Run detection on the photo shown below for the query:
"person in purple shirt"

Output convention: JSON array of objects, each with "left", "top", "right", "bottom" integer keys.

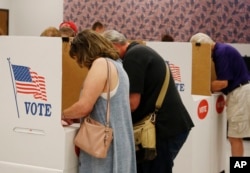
[{"left": 190, "top": 33, "right": 250, "bottom": 157}]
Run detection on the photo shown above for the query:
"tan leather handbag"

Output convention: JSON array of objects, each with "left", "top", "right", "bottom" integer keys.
[{"left": 74, "top": 59, "right": 113, "bottom": 158}]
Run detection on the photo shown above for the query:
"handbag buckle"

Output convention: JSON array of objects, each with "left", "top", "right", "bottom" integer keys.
[
  {"left": 150, "top": 113, "right": 156, "bottom": 123},
  {"left": 104, "top": 127, "right": 110, "bottom": 146}
]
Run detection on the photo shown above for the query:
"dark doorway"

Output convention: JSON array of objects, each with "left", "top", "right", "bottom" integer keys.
[{"left": 0, "top": 9, "right": 9, "bottom": 35}]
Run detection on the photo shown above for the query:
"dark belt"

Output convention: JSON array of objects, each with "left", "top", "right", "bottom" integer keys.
[
  {"left": 238, "top": 81, "right": 250, "bottom": 87},
  {"left": 227, "top": 81, "right": 250, "bottom": 94},
  {"left": 234, "top": 81, "right": 250, "bottom": 91}
]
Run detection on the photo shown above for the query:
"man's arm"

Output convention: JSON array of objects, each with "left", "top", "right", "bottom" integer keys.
[
  {"left": 129, "top": 93, "right": 141, "bottom": 112},
  {"left": 211, "top": 80, "right": 228, "bottom": 92}
]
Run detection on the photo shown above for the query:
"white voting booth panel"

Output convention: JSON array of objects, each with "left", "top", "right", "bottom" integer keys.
[
  {"left": 210, "top": 93, "right": 227, "bottom": 173},
  {"left": 0, "top": 37, "right": 79, "bottom": 173},
  {"left": 146, "top": 42, "right": 226, "bottom": 173}
]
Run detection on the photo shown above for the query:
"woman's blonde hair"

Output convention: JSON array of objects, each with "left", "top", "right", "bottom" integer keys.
[
  {"left": 40, "top": 27, "right": 61, "bottom": 37},
  {"left": 69, "top": 29, "right": 119, "bottom": 68}
]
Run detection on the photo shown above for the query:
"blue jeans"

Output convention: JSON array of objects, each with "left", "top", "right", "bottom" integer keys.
[{"left": 137, "top": 131, "right": 190, "bottom": 173}]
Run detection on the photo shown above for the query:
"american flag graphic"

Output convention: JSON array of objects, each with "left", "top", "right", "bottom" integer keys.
[
  {"left": 12, "top": 65, "right": 47, "bottom": 101},
  {"left": 169, "top": 63, "right": 181, "bottom": 82}
]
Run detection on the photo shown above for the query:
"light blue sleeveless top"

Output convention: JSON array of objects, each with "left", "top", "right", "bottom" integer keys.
[{"left": 78, "top": 58, "right": 136, "bottom": 173}]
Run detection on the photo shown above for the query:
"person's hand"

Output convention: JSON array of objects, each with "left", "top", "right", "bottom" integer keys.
[{"left": 61, "top": 119, "right": 74, "bottom": 126}]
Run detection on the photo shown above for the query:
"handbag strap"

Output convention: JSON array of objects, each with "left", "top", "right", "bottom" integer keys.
[
  {"left": 155, "top": 64, "right": 170, "bottom": 112},
  {"left": 105, "top": 58, "right": 111, "bottom": 127}
]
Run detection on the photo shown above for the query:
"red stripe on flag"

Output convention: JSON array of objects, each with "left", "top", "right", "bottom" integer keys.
[{"left": 169, "top": 63, "right": 182, "bottom": 82}]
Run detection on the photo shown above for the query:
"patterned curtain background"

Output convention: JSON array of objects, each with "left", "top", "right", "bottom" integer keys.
[{"left": 63, "top": 0, "right": 250, "bottom": 43}]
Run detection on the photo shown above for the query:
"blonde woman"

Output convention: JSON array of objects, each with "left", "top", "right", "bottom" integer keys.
[{"left": 62, "top": 29, "right": 136, "bottom": 173}]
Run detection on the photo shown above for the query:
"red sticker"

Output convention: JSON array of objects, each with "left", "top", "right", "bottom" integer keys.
[
  {"left": 216, "top": 95, "right": 225, "bottom": 114},
  {"left": 197, "top": 99, "right": 209, "bottom": 119}
]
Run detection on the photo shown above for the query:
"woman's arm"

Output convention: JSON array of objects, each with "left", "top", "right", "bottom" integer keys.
[{"left": 62, "top": 58, "right": 108, "bottom": 119}]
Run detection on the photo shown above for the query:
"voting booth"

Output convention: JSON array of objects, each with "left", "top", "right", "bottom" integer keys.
[
  {"left": 0, "top": 36, "right": 248, "bottom": 173},
  {"left": 0, "top": 36, "right": 86, "bottom": 173},
  {"left": 146, "top": 42, "right": 227, "bottom": 173}
]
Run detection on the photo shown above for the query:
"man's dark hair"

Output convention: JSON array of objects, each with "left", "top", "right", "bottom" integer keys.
[
  {"left": 161, "top": 34, "right": 174, "bottom": 42},
  {"left": 92, "top": 21, "right": 104, "bottom": 31}
]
